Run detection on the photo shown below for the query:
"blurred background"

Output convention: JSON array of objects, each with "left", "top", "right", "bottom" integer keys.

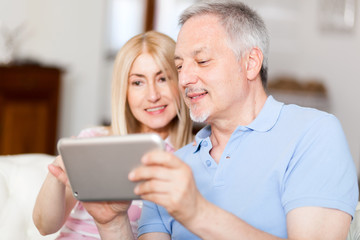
[{"left": 0, "top": 0, "right": 359, "bottom": 178}]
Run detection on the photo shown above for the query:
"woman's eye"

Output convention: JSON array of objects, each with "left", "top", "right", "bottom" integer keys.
[
  {"left": 131, "top": 80, "right": 142, "bottom": 86},
  {"left": 159, "top": 77, "right": 167, "bottom": 82},
  {"left": 177, "top": 66, "right": 182, "bottom": 72}
]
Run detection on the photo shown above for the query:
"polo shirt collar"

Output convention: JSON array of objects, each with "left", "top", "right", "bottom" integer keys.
[
  {"left": 194, "top": 125, "right": 211, "bottom": 153},
  {"left": 246, "top": 95, "right": 283, "bottom": 132},
  {"left": 193, "top": 95, "right": 283, "bottom": 152}
]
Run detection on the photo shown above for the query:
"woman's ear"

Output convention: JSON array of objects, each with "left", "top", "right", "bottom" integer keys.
[{"left": 246, "top": 47, "right": 263, "bottom": 81}]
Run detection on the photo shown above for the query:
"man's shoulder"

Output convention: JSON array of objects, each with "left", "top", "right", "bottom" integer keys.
[
  {"left": 282, "top": 103, "right": 329, "bottom": 117},
  {"left": 277, "top": 104, "right": 347, "bottom": 148},
  {"left": 280, "top": 104, "right": 337, "bottom": 127}
]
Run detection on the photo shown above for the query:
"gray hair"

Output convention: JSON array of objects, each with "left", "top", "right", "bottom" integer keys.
[{"left": 179, "top": 0, "right": 270, "bottom": 87}]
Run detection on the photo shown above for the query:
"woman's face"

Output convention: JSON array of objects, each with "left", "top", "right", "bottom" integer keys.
[{"left": 127, "top": 52, "right": 178, "bottom": 137}]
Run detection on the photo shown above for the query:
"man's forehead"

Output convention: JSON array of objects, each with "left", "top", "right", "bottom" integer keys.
[{"left": 175, "top": 15, "right": 224, "bottom": 59}]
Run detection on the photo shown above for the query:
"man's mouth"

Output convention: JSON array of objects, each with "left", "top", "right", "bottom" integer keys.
[
  {"left": 185, "top": 88, "right": 208, "bottom": 100},
  {"left": 145, "top": 105, "right": 166, "bottom": 112},
  {"left": 189, "top": 92, "right": 207, "bottom": 99}
]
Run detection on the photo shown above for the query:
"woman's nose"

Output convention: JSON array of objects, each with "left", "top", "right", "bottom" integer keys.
[{"left": 147, "top": 84, "right": 161, "bottom": 102}]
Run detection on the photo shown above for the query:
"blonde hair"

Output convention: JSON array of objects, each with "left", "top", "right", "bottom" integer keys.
[{"left": 111, "top": 31, "right": 193, "bottom": 149}]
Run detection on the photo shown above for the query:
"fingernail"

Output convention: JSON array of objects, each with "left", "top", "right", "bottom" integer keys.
[
  {"left": 134, "top": 186, "right": 139, "bottom": 194},
  {"left": 141, "top": 156, "right": 148, "bottom": 164},
  {"left": 128, "top": 171, "right": 135, "bottom": 180}
]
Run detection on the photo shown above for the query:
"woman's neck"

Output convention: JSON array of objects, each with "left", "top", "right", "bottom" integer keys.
[{"left": 139, "top": 125, "right": 171, "bottom": 140}]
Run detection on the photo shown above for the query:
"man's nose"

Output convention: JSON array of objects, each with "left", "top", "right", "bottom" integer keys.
[{"left": 179, "top": 62, "right": 198, "bottom": 87}]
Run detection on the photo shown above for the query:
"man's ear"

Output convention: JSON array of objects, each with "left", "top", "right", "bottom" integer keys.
[{"left": 245, "top": 47, "right": 263, "bottom": 81}]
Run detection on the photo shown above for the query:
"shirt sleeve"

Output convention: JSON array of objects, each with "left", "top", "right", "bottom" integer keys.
[
  {"left": 281, "top": 114, "right": 359, "bottom": 217},
  {"left": 138, "top": 200, "right": 170, "bottom": 237}
]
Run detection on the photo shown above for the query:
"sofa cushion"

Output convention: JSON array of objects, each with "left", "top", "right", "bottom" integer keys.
[
  {"left": 347, "top": 202, "right": 360, "bottom": 240},
  {"left": 0, "top": 154, "right": 60, "bottom": 240}
]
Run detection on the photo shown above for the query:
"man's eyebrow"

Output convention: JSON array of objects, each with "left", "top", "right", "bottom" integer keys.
[
  {"left": 193, "top": 47, "right": 208, "bottom": 56},
  {"left": 174, "top": 47, "right": 209, "bottom": 61}
]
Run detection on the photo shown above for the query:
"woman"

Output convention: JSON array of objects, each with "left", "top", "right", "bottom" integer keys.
[{"left": 32, "top": 31, "right": 193, "bottom": 239}]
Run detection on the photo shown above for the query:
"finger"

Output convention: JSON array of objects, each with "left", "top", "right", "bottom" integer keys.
[
  {"left": 141, "top": 150, "right": 183, "bottom": 168},
  {"left": 134, "top": 179, "right": 170, "bottom": 196},
  {"left": 129, "top": 165, "right": 172, "bottom": 182},
  {"left": 53, "top": 155, "right": 65, "bottom": 169},
  {"left": 140, "top": 192, "right": 169, "bottom": 207},
  {"left": 48, "top": 164, "right": 70, "bottom": 186}
]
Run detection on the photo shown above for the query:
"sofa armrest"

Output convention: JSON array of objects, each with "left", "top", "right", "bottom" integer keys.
[{"left": 0, "top": 154, "right": 60, "bottom": 240}]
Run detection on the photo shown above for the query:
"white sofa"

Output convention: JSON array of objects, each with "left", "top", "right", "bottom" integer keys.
[
  {"left": 0, "top": 154, "right": 59, "bottom": 240},
  {"left": 0, "top": 153, "right": 359, "bottom": 240},
  {"left": 348, "top": 202, "right": 360, "bottom": 240}
]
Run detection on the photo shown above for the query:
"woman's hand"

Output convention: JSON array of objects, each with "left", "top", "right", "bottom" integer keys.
[
  {"left": 82, "top": 201, "right": 135, "bottom": 240},
  {"left": 82, "top": 201, "right": 132, "bottom": 225},
  {"left": 47, "top": 155, "right": 71, "bottom": 187}
]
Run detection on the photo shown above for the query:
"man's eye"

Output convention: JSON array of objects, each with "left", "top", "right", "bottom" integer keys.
[{"left": 198, "top": 60, "right": 209, "bottom": 65}]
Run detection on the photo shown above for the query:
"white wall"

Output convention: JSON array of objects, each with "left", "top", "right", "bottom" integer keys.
[
  {"left": 1, "top": 0, "right": 359, "bottom": 175},
  {"left": 0, "top": 0, "right": 107, "bottom": 139}
]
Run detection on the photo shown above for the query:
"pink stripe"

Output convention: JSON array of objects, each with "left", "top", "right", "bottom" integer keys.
[
  {"left": 165, "top": 143, "right": 175, "bottom": 153},
  {"left": 128, "top": 204, "right": 142, "bottom": 221},
  {"left": 65, "top": 218, "right": 99, "bottom": 234}
]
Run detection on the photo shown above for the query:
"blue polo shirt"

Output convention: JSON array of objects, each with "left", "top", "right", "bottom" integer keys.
[{"left": 138, "top": 96, "right": 359, "bottom": 239}]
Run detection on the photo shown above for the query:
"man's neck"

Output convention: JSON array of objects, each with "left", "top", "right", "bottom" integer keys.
[{"left": 208, "top": 91, "right": 268, "bottom": 163}]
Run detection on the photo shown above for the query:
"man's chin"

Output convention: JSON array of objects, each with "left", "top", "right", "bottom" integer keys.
[{"left": 190, "top": 110, "right": 210, "bottom": 123}]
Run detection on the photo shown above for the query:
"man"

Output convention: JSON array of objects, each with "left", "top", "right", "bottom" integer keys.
[{"left": 88, "top": 1, "right": 359, "bottom": 239}]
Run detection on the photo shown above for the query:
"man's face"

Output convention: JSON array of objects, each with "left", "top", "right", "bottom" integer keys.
[{"left": 175, "top": 14, "right": 249, "bottom": 124}]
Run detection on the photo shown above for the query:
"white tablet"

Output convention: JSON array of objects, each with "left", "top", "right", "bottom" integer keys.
[{"left": 57, "top": 133, "right": 164, "bottom": 201}]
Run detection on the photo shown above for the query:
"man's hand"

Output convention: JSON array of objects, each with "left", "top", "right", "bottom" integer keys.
[{"left": 128, "top": 150, "right": 203, "bottom": 225}]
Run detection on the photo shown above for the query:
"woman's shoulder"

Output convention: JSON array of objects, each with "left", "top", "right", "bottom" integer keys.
[{"left": 77, "top": 126, "right": 111, "bottom": 138}]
